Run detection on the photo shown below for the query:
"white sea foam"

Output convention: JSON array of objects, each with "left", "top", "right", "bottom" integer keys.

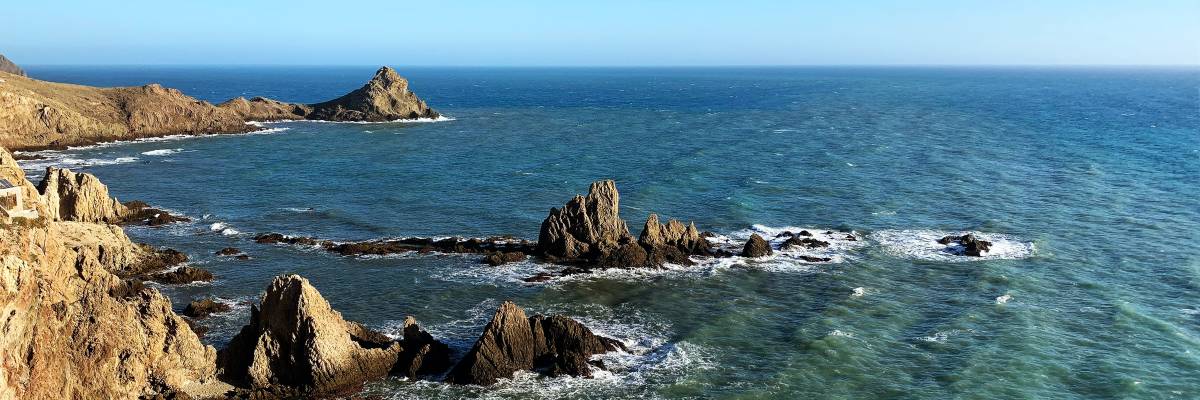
[
  {"left": 15, "top": 126, "right": 292, "bottom": 173},
  {"left": 995, "top": 294, "right": 1013, "bottom": 304},
  {"left": 870, "top": 229, "right": 1035, "bottom": 262},
  {"left": 712, "top": 224, "right": 869, "bottom": 267},
  {"left": 208, "top": 222, "right": 240, "bottom": 236},
  {"left": 852, "top": 287, "right": 866, "bottom": 297},
  {"left": 17, "top": 155, "right": 142, "bottom": 172},
  {"left": 280, "top": 207, "right": 316, "bottom": 213},
  {"left": 275, "top": 115, "right": 456, "bottom": 125},
  {"left": 141, "top": 148, "right": 182, "bottom": 156}
]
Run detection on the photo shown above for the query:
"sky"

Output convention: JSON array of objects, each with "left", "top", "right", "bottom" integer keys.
[{"left": 2, "top": 0, "right": 1197, "bottom": 66}]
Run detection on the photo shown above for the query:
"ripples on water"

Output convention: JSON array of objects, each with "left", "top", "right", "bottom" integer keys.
[{"left": 17, "top": 66, "right": 1200, "bottom": 399}]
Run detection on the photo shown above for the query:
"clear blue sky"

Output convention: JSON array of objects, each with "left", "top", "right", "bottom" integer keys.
[{"left": 2, "top": 0, "right": 1197, "bottom": 66}]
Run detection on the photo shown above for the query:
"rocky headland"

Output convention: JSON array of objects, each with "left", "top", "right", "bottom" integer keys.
[{"left": 0, "top": 53, "right": 439, "bottom": 151}]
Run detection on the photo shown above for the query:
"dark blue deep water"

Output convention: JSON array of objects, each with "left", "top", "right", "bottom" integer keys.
[{"left": 18, "top": 66, "right": 1200, "bottom": 399}]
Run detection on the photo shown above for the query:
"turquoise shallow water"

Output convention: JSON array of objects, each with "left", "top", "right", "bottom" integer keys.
[{"left": 18, "top": 66, "right": 1200, "bottom": 399}]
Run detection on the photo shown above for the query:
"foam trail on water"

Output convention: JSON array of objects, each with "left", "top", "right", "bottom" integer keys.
[
  {"left": 870, "top": 229, "right": 1035, "bottom": 262},
  {"left": 141, "top": 148, "right": 182, "bottom": 156}
]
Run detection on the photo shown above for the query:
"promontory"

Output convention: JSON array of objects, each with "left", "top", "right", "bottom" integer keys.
[{"left": 0, "top": 55, "right": 439, "bottom": 151}]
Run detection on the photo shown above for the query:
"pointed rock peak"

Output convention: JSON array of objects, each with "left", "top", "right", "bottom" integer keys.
[
  {"left": 370, "top": 66, "right": 408, "bottom": 90},
  {"left": 218, "top": 274, "right": 403, "bottom": 393},
  {"left": 537, "top": 179, "right": 632, "bottom": 260}
]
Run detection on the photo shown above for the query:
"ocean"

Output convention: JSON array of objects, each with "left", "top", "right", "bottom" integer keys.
[{"left": 17, "top": 65, "right": 1200, "bottom": 399}]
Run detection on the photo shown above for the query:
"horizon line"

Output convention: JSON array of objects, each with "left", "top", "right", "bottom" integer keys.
[{"left": 18, "top": 63, "right": 1200, "bottom": 69}]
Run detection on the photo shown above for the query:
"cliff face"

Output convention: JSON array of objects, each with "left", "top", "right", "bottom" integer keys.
[
  {"left": 0, "top": 147, "right": 218, "bottom": 399},
  {"left": 0, "top": 54, "right": 24, "bottom": 77}
]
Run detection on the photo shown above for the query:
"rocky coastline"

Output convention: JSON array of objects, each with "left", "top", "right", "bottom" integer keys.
[
  {"left": 0, "top": 54, "right": 1005, "bottom": 398},
  {"left": 0, "top": 53, "right": 440, "bottom": 152}
]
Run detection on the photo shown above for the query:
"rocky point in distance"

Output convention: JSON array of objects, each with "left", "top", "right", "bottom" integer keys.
[{"left": 0, "top": 53, "right": 439, "bottom": 151}]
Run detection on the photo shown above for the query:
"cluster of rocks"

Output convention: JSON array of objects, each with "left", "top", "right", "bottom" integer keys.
[
  {"left": 214, "top": 275, "right": 621, "bottom": 396},
  {"left": 253, "top": 232, "right": 535, "bottom": 261},
  {"left": 250, "top": 180, "right": 865, "bottom": 283},
  {"left": 218, "top": 67, "right": 440, "bottom": 123},
  {"left": 937, "top": 233, "right": 992, "bottom": 256},
  {"left": 536, "top": 180, "right": 723, "bottom": 272}
]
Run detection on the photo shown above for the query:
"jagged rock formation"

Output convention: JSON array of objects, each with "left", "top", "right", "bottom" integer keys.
[
  {"left": 393, "top": 316, "right": 452, "bottom": 379},
  {"left": 0, "top": 147, "right": 220, "bottom": 399},
  {"left": 305, "top": 67, "right": 439, "bottom": 122},
  {"left": 218, "top": 274, "right": 449, "bottom": 395},
  {"left": 537, "top": 180, "right": 633, "bottom": 261},
  {"left": 1, "top": 66, "right": 439, "bottom": 151},
  {"left": 638, "top": 213, "right": 713, "bottom": 265},
  {"left": 217, "top": 96, "right": 311, "bottom": 121},
  {"left": 446, "top": 301, "right": 625, "bottom": 385},
  {"left": 741, "top": 233, "right": 773, "bottom": 257},
  {"left": 0, "top": 54, "right": 25, "bottom": 77},
  {"left": 37, "top": 167, "right": 129, "bottom": 223},
  {"left": 536, "top": 180, "right": 722, "bottom": 271}
]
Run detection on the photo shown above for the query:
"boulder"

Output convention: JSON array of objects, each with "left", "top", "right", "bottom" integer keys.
[
  {"left": 216, "top": 247, "right": 242, "bottom": 256},
  {"left": 183, "top": 298, "right": 231, "bottom": 319},
  {"left": 121, "top": 201, "right": 190, "bottom": 226},
  {"left": 741, "top": 234, "right": 773, "bottom": 257},
  {"left": 483, "top": 251, "right": 526, "bottom": 266},
  {"left": 446, "top": 301, "right": 624, "bottom": 385},
  {"left": 781, "top": 236, "right": 830, "bottom": 249},
  {"left": 595, "top": 242, "right": 651, "bottom": 269},
  {"left": 217, "top": 275, "right": 403, "bottom": 395},
  {"left": 149, "top": 266, "right": 214, "bottom": 284},
  {"left": 935, "top": 234, "right": 993, "bottom": 256},
  {"left": 537, "top": 180, "right": 632, "bottom": 260},
  {"left": 960, "top": 234, "right": 992, "bottom": 257}
]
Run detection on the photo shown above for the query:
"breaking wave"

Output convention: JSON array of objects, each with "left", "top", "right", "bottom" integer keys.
[{"left": 870, "top": 229, "right": 1035, "bottom": 262}]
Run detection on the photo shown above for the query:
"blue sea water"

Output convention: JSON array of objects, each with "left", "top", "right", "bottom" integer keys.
[{"left": 17, "top": 66, "right": 1200, "bottom": 399}]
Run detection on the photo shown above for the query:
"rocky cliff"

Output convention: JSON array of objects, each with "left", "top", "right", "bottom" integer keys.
[
  {"left": 1, "top": 65, "right": 439, "bottom": 151},
  {"left": 0, "top": 147, "right": 219, "bottom": 399},
  {"left": 37, "top": 167, "right": 130, "bottom": 223},
  {"left": 0, "top": 54, "right": 24, "bottom": 77},
  {"left": 0, "top": 72, "right": 251, "bottom": 151}
]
